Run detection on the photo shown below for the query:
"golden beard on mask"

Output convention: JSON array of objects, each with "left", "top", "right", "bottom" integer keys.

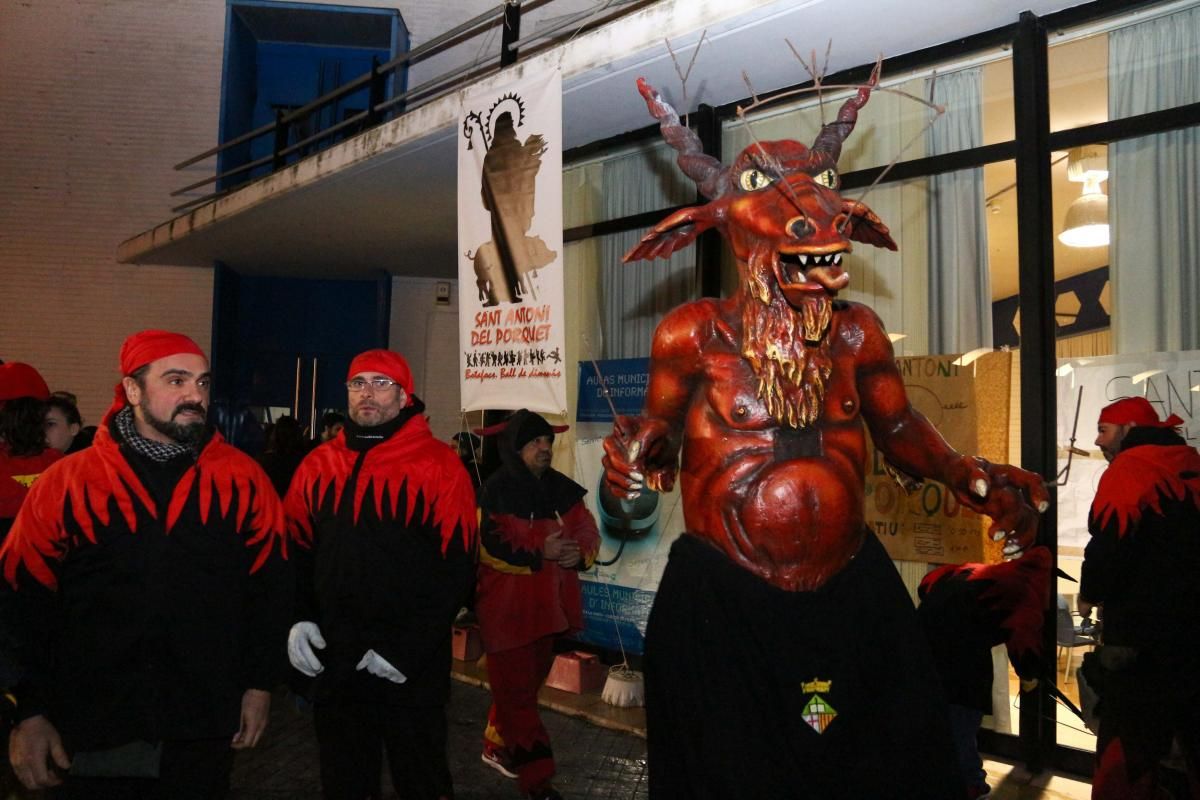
[{"left": 740, "top": 275, "right": 833, "bottom": 429}]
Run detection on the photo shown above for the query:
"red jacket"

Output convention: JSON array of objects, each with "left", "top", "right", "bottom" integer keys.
[
  {"left": 475, "top": 458, "right": 600, "bottom": 654},
  {"left": 0, "top": 446, "right": 61, "bottom": 525}
]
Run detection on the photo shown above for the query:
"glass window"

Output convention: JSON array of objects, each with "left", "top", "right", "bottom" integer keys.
[{"left": 563, "top": 139, "right": 695, "bottom": 228}]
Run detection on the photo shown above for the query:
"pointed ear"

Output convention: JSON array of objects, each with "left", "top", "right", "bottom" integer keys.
[
  {"left": 623, "top": 206, "right": 720, "bottom": 262},
  {"left": 841, "top": 198, "right": 898, "bottom": 251}
]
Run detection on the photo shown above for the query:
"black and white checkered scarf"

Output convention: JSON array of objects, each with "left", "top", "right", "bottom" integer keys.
[{"left": 114, "top": 405, "right": 195, "bottom": 463}]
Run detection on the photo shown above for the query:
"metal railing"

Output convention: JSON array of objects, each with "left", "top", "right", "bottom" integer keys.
[{"left": 170, "top": 0, "right": 647, "bottom": 214}]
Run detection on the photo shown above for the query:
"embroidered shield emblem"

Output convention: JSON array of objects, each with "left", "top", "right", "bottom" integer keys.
[{"left": 802, "top": 693, "right": 837, "bottom": 734}]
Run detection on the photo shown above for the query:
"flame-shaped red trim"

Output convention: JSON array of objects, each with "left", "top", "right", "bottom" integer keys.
[
  {"left": 919, "top": 546, "right": 1052, "bottom": 674},
  {"left": 285, "top": 416, "right": 476, "bottom": 555},
  {"left": 1, "top": 425, "right": 287, "bottom": 591},
  {"left": 1091, "top": 445, "right": 1200, "bottom": 538}
]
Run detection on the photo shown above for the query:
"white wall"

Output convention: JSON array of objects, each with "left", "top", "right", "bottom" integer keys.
[{"left": 389, "top": 275, "right": 464, "bottom": 443}]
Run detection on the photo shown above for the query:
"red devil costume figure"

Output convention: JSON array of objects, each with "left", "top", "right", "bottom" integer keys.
[
  {"left": 0, "top": 330, "right": 291, "bottom": 796},
  {"left": 284, "top": 349, "right": 477, "bottom": 800},
  {"left": 1081, "top": 397, "right": 1200, "bottom": 799},
  {"left": 601, "top": 76, "right": 1049, "bottom": 798},
  {"left": 474, "top": 409, "right": 599, "bottom": 800}
]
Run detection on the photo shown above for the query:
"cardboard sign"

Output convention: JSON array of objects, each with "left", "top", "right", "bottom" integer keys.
[{"left": 865, "top": 352, "right": 1013, "bottom": 564}]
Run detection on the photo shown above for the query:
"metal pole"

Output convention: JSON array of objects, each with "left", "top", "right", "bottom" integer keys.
[
  {"left": 1012, "top": 9, "right": 1056, "bottom": 774},
  {"left": 310, "top": 357, "right": 319, "bottom": 441},
  {"left": 293, "top": 356, "right": 302, "bottom": 418}
]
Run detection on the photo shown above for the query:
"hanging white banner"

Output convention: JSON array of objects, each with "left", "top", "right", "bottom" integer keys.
[{"left": 458, "top": 68, "right": 565, "bottom": 415}]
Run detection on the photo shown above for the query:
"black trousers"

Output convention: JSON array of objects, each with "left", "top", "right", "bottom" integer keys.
[
  {"left": 314, "top": 699, "right": 453, "bottom": 800},
  {"left": 52, "top": 738, "right": 233, "bottom": 800}
]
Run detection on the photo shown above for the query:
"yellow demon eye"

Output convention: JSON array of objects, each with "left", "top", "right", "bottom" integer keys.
[
  {"left": 738, "top": 168, "right": 774, "bottom": 192},
  {"left": 814, "top": 168, "right": 839, "bottom": 189}
]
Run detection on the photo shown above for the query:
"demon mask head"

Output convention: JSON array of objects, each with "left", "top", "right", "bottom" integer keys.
[{"left": 624, "top": 76, "right": 898, "bottom": 427}]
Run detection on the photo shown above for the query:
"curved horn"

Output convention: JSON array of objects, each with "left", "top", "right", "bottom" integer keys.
[
  {"left": 637, "top": 78, "right": 726, "bottom": 199},
  {"left": 811, "top": 63, "right": 881, "bottom": 165}
]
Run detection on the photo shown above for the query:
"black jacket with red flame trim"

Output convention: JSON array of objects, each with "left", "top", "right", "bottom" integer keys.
[
  {"left": 0, "top": 419, "right": 291, "bottom": 751},
  {"left": 1082, "top": 426, "right": 1200, "bottom": 660},
  {"left": 917, "top": 546, "right": 1051, "bottom": 713},
  {"left": 283, "top": 401, "right": 477, "bottom": 706}
]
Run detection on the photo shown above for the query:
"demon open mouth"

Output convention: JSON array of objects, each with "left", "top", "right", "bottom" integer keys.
[{"left": 774, "top": 249, "right": 850, "bottom": 302}]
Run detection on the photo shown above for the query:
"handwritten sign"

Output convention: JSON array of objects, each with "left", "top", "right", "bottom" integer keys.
[{"left": 866, "top": 351, "right": 1013, "bottom": 564}]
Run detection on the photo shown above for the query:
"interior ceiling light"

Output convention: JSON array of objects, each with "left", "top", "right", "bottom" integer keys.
[{"left": 1059, "top": 145, "right": 1109, "bottom": 248}]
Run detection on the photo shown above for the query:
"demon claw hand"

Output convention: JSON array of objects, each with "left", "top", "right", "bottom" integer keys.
[
  {"left": 602, "top": 415, "right": 677, "bottom": 499},
  {"left": 951, "top": 458, "right": 1049, "bottom": 557}
]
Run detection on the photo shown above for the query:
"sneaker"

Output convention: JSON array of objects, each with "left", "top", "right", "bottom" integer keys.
[{"left": 481, "top": 747, "right": 518, "bottom": 779}]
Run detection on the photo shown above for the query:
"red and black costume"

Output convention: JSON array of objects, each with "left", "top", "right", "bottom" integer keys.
[
  {"left": 0, "top": 414, "right": 291, "bottom": 762},
  {"left": 475, "top": 409, "right": 599, "bottom": 797},
  {"left": 1082, "top": 421, "right": 1200, "bottom": 799},
  {"left": 0, "top": 361, "right": 57, "bottom": 541},
  {"left": 918, "top": 547, "right": 1052, "bottom": 796},
  {"left": 284, "top": 396, "right": 476, "bottom": 800},
  {"left": 0, "top": 446, "right": 61, "bottom": 541}
]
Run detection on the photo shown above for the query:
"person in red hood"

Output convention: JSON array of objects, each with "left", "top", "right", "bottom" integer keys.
[
  {"left": 0, "top": 363, "right": 50, "bottom": 407},
  {"left": 0, "top": 330, "right": 290, "bottom": 797},
  {"left": 0, "top": 396, "right": 61, "bottom": 542},
  {"left": 1080, "top": 396, "right": 1200, "bottom": 799}
]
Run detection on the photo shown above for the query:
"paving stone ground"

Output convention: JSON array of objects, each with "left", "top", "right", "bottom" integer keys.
[{"left": 229, "top": 684, "right": 649, "bottom": 800}]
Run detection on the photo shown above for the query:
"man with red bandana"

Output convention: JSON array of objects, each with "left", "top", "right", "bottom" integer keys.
[
  {"left": 0, "top": 330, "right": 291, "bottom": 797},
  {"left": 1080, "top": 396, "right": 1200, "bottom": 799},
  {"left": 284, "top": 349, "right": 476, "bottom": 800}
]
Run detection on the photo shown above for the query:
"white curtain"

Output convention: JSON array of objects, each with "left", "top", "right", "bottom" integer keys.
[
  {"left": 563, "top": 141, "right": 697, "bottom": 360},
  {"left": 1109, "top": 6, "right": 1200, "bottom": 354},
  {"left": 926, "top": 68, "right": 991, "bottom": 354},
  {"left": 598, "top": 231, "right": 695, "bottom": 359}
]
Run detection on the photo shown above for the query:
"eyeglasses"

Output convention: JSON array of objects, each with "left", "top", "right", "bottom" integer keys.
[{"left": 346, "top": 378, "right": 401, "bottom": 393}]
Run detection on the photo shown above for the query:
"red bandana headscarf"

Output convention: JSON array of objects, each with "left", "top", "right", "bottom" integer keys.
[
  {"left": 1098, "top": 396, "right": 1183, "bottom": 429},
  {"left": 103, "top": 330, "right": 207, "bottom": 424},
  {"left": 347, "top": 349, "right": 414, "bottom": 399},
  {"left": 0, "top": 363, "right": 50, "bottom": 404}
]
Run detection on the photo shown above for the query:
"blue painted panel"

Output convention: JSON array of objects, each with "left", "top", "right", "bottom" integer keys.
[
  {"left": 217, "top": 11, "right": 258, "bottom": 189},
  {"left": 577, "top": 580, "right": 653, "bottom": 655},
  {"left": 219, "top": 2, "right": 406, "bottom": 188},
  {"left": 229, "top": 276, "right": 385, "bottom": 412},
  {"left": 577, "top": 357, "right": 651, "bottom": 422}
]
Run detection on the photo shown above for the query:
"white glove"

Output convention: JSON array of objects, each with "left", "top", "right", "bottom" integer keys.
[
  {"left": 288, "top": 621, "right": 326, "bottom": 677},
  {"left": 355, "top": 649, "right": 407, "bottom": 684}
]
